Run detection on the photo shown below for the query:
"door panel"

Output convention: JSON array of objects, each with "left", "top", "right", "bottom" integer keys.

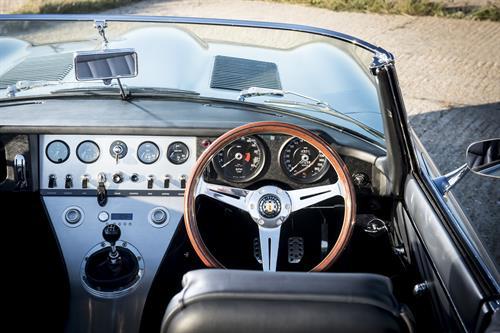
[{"left": 403, "top": 177, "right": 487, "bottom": 332}]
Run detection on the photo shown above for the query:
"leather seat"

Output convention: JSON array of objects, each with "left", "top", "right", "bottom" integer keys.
[{"left": 162, "top": 269, "right": 414, "bottom": 333}]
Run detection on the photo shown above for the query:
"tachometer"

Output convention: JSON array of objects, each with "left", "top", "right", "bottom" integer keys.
[
  {"left": 77, "top": 140, "right": 100, "bottom": 163},
  {"left": 137, "top": 141, "right": 160, "bottom": 164},
  {"left": 46, "top": 140, "right": 70, "bottom": 164},
  {"left": 280, "top": 137, "right": 329, "bottom": 183},
  {"left": 214, "top": 136, "right": 265, "bottom": 182}
]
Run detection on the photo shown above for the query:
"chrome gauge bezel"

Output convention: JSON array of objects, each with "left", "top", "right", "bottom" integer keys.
[
  {"left": 167, "top": 141, "right": 190, "bottom": 165},
  {"left": 76, "top": 140, "right": 101, "bottom": 164},
  {"left": 279, "top": 136, "right": 330, "bottom": 184},
  {"left": 46, "top": 140, "right": 70, "bottom": 164},
  {"left": 213, "top": 135, "right": 267, "bottom": 183},
  {"left": 137, "top": 141, "right": 160, "bottom": 164}
]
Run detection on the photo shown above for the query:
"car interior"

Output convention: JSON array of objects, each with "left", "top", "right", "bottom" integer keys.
[{"left": 0, "top": 16, "right": 498, "bottom": 333}]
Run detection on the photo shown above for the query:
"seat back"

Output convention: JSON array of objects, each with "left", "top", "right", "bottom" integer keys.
[{"left": 162, "top": 269, "right": 413, "bottom": 333}]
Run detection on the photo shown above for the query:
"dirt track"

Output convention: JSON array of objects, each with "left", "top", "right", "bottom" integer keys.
[{"left": 107, "top": 0, "right": 500, "bottom": 265}]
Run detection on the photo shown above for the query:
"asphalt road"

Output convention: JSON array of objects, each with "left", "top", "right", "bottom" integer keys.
[{"left": 106, "top": 0, "right": 500, "bottom": 265}]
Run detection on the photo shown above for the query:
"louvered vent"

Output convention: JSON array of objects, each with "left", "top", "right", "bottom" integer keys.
[
  {"left": 210, "top": 55, "right": 281, "bottom": 91},
  {"left": 0, "top": 53, "right": 73, "bottom": 88}
]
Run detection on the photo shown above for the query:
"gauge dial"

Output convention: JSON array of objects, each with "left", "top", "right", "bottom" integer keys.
[
  {"left": 77, "top": 140, "right": 100, "bottom": 163},
  {"left": 137, "top": 141, "right": 160, "bottom": 164},
  {"left": 280, "top": 137, "right": 329, "bottom": 183},
  {"left": 46, "top": 140, "right": 70, "bottom": 164},
  {"left": 110, "top": 140, "right": 128, "bottom": 160},
  {"left": 214, "top": 136, "right": 265, "bottom": 182},
  {"left": 167, "top": 142, "right": 190, "bottom": 165}
]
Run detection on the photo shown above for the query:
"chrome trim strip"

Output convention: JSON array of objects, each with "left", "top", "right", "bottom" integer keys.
[{"left": 413, "top": 134, "right": 499, "bottom": 293}]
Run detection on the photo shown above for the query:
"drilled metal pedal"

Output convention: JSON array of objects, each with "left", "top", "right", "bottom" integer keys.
[
  {"left": 253, "top": 237, "right": 262, "bottom": 264},
  {"left": 288, "top": 237, "right": 304, "bottom": 263}
]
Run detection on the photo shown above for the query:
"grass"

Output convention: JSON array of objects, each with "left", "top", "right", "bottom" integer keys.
[
  {"left": 15, "top": 0, "right": 142, "bottom": 14},
  {"left": 269, "top": 0, "right": 500, "bottom": 21}
]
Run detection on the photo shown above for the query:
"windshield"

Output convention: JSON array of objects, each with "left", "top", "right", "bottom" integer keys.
[{"left": 0, "top": 18, "right": 385, "bottom": 145}]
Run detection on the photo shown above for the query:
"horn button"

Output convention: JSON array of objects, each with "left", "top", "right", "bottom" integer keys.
[{"left": 248, "top": 186, "right": 292, "bottom": 228}]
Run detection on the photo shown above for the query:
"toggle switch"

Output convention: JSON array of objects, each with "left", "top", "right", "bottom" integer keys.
[
  {"left": 164, "top": 175, "right": 170, "bottom": 188},
  {"left": 48, "top": 174, "right": 57, "bottom": 188},
  {"left": 65, "top": 174, "right": 73, "bottom": 189},
  {"left": 82, "top": 175, "right": 89, "bottom": 189},
  {"left": 180, "top": 175, "right": 187, "bottom": 189},
  {"left": 147, "top": 175, "right": 154, "bottom": 189}
]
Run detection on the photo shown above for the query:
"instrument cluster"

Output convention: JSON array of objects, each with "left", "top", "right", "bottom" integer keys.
[
  {"left": 46, "top": 139, "right": 191, "bottom": 166},
  {"left": 211, "top": 135, "right": 332, "bottom": 185},
  {"left": 40, "top": 135, "right": 197, "bottom": 194}
]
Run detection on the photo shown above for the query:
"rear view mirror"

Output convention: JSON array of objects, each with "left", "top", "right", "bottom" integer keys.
[
  {"left": 466, "top": 139, "right": 500, "bottom": 178},
  {"left": 74, "top": 49, "right": 137, "bottom": 81}
]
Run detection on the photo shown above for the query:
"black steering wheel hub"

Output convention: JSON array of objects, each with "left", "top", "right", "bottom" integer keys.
[{"left": 258, "top": 194, "right": 282, "bottom": 218}]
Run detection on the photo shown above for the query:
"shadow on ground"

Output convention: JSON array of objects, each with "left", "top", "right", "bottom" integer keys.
[{"left": 409, "top": 102, "right": 500, "bottom": 268}]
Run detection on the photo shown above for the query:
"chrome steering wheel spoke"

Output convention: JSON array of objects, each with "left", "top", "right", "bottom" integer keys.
[
  {"left": 196, "top": 177, "right": 252, "bottom": 212},
  {"left": 288, "top": 182, "right": 343, "bottom": 212},
  {"left": 258, "top": 225, "right": 281, "bottom": 272}
]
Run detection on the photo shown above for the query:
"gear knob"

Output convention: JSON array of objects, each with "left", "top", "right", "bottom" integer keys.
[{"left": 102, "top": 224, "right": 121, "bottom": 245}]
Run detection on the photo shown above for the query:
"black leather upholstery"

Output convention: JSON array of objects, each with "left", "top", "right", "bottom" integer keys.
[{"left": 162, "top": 269, "right": 412, "bottom": 333}]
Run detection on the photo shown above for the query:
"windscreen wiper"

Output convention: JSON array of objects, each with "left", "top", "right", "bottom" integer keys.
[
  {"left": 239, "top": 87, "right": 383, "bottom": 139},
  {"left": 51, "top": 86, "right": 200, "bottom": 98}
]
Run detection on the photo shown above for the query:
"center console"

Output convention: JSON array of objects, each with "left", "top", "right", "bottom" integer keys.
[{"left": 39, "top": 135, "right": 197, "bottom": 333}]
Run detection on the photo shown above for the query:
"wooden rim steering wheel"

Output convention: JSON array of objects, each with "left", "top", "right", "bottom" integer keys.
[{"left": 184, "top": 121, "right": 356, "bottom": 271}]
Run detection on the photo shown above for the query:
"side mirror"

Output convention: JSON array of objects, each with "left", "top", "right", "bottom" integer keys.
[
  {"left": 74, "top": 48, "right": 137, "bottom": 82},
  {"left": 466, "top": 139, "right": 500, "bottom": 178}
]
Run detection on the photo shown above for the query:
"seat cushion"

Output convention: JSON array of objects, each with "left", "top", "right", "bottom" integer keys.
[{"left": 162, "top": 269, "right": 412, "bottom": 333}]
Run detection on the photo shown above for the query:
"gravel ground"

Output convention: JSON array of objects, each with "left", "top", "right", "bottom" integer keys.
[{"left": 105, "top": 0, "right": 500, "bottom": 265}]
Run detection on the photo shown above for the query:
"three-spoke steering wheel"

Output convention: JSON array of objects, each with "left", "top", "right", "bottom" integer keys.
[{"left": 184, "top": 122, "right": 356, "bottom": 272}]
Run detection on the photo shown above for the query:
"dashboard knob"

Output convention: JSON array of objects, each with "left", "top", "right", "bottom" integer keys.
[
  {"left": 130, "top": 173, "right": 139, "bottom": 182},
  {"left": 150, "top": 208, "right": 169, "bottom": 226},
  {"left": 65, "top": 207, "right": 82, "bottom": 225},
  {"left": 98, "top": 211, "right": 109, "bottom": 222},
  {"left": 112, "top": 173, "right": 123, "bottom": 184}
]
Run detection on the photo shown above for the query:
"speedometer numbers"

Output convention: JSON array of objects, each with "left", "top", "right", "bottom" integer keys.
[
  {"left": 214, "top": 136, "right": 266, "bottom": 182},
  {"left": 280, "top": 137, "right": 329, "bottom": 183}
]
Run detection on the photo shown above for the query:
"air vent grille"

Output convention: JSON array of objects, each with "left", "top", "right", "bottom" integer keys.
[
  {"left": 210, "top": 55, "right": 281, "bottom": 91},
  {"left": 0, "top": 53, "right": 73, "bottom": 88}
]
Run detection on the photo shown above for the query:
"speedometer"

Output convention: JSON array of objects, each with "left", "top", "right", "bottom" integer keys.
[
  {"left": 280, "top": 137, "right": 329, "bottom": 183},
  {"left": 214, "top": 136, "right": 265, "bottom": 182},
  {"left": 137, "top": 141, "right": 160, "bottom": 164},
  {"left": 77, "top": 140, "right": 100, "bottom": 163}
]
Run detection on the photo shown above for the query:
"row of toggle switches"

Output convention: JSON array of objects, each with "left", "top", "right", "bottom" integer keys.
[{"left": 47, "top": 173, "right": 187, "bottom": 189}]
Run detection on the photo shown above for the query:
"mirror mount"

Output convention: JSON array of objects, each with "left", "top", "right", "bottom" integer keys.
[
  {"left": 433, "top": 164, "right": 469, "bottom": 196},
  {"left": 94, "top": 19, "right": 109, "bottom": 49}
]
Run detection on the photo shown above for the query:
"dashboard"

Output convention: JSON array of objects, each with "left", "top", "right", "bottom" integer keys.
[{"left": 0, "top": 96, "right": 385, "bottom": 333}]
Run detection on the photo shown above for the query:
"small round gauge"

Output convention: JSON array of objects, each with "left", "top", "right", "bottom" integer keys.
[
  {"left": 46, "top": 140, "right": 70, "bottom": 164},
  {"left": 77, "top": 140, "right": 100, "bottom": 163},
  {"left": 280, "top": 137, "right": 330, "bottom": 183},
  {"left": 167, "top": 142, "right": 190, "bottom": 165},
  {"left": 214, "top": 136, "right": 265, "bottom": 183},
  {"left": 109, "top": 140, "right": 128, "bottom": 160},
  {"left": 137, "top": 141, "right": 160, "bottom": 164}
]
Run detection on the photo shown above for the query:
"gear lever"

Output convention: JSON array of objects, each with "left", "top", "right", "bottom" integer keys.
[{"left": 102, "top": 224, "right": 121, "bottom": 264}]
